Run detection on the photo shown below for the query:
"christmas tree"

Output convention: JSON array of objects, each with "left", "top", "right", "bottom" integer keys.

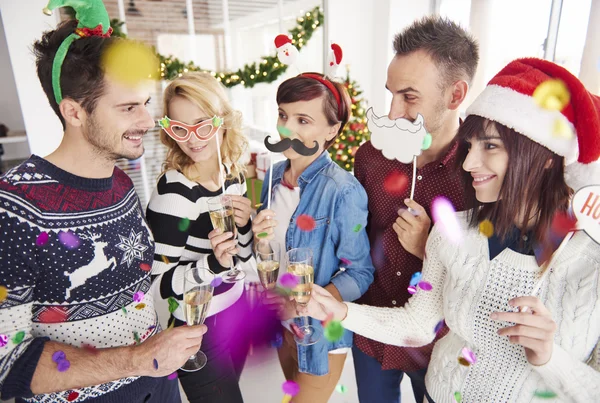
[{"left": 330, "top": 68, "right": 370, "bottom": 172}]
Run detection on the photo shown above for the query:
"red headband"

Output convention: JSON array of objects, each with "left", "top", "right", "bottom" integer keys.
[{"left": 300, "top": 73, "right": 343, "bottom": 121}]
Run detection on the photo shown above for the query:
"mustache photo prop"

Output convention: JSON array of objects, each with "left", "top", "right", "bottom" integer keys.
[{"left": 264, "top": 135, "right": 320, "bottom": 156}]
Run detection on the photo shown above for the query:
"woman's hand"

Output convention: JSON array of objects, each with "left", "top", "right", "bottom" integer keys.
[
  {"left": 296, "top": 284, "right": 348, "bottom": 322},
  {"left": 263, "top": 291, "right": 298, "bottom": 320},
  {"left": 208, "top": 228, "right": 238, "bottom": 268},
  {"left": 252, "top": 209, "right": 277, "bottom": 243},
  {"left": 492, "top": 296, "right": 557, "bottom": 366},
  {"left": 229, "top": 195, "right": 252, "bottom": 227}
]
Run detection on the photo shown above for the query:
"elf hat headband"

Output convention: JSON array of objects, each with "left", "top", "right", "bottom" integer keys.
[{"left": 43, "top": 0, "right": 113, "bottom": 104}]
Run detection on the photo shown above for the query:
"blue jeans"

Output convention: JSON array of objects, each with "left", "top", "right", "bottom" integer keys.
[{"left": 352, "top": 346, "right": 434, "bottom": 403}]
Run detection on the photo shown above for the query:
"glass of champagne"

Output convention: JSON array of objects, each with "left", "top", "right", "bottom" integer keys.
[
  {"left": 207, "top": 194, "right": 245, "bottom": 282},
  {"left": 255, "top": 239, "right": 281, "bottom": 291},
  {"left": 287, "top": 247, "right": 320, "bottom": 346},
  {"left": 180, "top": 267, "right": 215, "bottom": 372}
]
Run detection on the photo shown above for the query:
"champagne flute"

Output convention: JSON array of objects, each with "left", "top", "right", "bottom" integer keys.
[
  {"left": 207, "top": 194, "right": 246, "bottom": 282},
  {"left": 287, "top": 247, "right": 320, "bottom": 346},
  {"left": 255, "top": 239, "right": 281, "bottom": 291},
  {"left": 180, "top": 267, "right": 215, "bottom": 372}
]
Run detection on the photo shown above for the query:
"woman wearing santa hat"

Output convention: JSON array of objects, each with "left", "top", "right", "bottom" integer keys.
[{"left": 300, "top": 58, "right": 600, "bottom": 402}]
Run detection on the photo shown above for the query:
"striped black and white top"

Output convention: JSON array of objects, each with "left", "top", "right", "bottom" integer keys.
[{"left": 146, "top": 168, "right": 253, "bottom": 322}]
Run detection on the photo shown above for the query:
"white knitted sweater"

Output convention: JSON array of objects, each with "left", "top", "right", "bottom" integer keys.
[{"left": 342, "top": 212, "right": 600, "bottom": 402}]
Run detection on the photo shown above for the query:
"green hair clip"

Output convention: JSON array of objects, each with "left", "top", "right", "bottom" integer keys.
[{"left": 43, "top": 0, "right": 113, "bottom": 104}]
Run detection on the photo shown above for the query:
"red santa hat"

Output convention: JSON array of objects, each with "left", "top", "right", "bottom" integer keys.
[
  {"left": 466, "top": 57, "right": 600, "bottom": 192},
  {"left": 274, "top": 35, "right": 292, "bottom": 50}
]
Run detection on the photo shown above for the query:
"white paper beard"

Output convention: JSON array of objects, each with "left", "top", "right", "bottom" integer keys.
[
  {"left": 366, "top": 107, "right": 428, "bottom": 164},
  {"left": 277, "top": 45, "right": 299, "bottom": 65}
]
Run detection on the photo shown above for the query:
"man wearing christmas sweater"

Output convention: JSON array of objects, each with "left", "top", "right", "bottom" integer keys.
[
  {"left": 0, "top": 2, "right": 206, "bottom": 402},
  {"left": 353, "top": 17, "right": 479, "bottom": 402}
]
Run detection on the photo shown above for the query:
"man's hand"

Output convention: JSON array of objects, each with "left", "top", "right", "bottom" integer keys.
[{"left": 392, "top": 199, "right": 431, "bottom": 260}]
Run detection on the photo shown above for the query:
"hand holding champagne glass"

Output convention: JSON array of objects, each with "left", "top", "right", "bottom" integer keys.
[
  {"left": 207, "top": 195, "right": 245, "bottom": 282},
  {"left": 180, "top": 267, "right": 215, "bottom": 372},
  {"left": 255, "top": 239, "right": 281, "bottom": 291},
  {"left": 287, "top": 247, "right": 320, "bottom": 346}
]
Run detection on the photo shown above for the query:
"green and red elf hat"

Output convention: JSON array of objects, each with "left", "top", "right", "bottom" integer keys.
[{"left": 42, "top": 0, "right": 113, "bottom": 104}]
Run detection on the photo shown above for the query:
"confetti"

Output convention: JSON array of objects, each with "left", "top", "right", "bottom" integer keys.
[
  {"left": 161, "top": 255, "right": 170, "bottom": 264},
  {"left": 280, "top": 273, "right": 299, "bottom": 289},
  {"left": 434, "top": 319, "right": 445, "bottom": 333},
  {"left": 58, "top": 231, "right": 81, "bottom": 250},
  {"left": 383, "top": 171, "right": 409, "bottom": 196},
  {"left": 36, "top": 232, "right": 49, "bottom": 247},
  {"left": 211, "top": 277, "right": 224, "bottom": 288},
  {"left": 335, "top": 384, "right": 348, "bottom": 393},
  {"left": 277, "top": 126, "right": 292, "bottom": 137},
  {"left": 271, "top": 332, "right": 283, "bottom": 348},
  {"left": 461, "top": 347, "right": 477, "bottom": 364},
  {"left": 52, "top": 351, "right": 66, "bottom": 363},
  {"left": 407, "top": 285, "right": 417, "bottom": 295},
  {"left": 282, "top": 395, "right": 292, "bottom": 403},
  {"left": 257, "top": 232, "right": 269, "bottom": 238},
  {"left": 454, "top": 391, "right": 462, "bottom": 403},
  {"left": 12, "top": 331, "right": 25, "bottom": 344},
  {"left": 67, "top": 391, "right": 79, "bottom": 401},
  {"left": 418, "top": 281, "right": 432, "bottom": 291},
  {"left": 290, "top": 323, "right": 305, "bottom": 339},
  {"left": 296, "top": 214, "right": 316, "bottom": 231},
  {"left": 282, "top": 380, "right": 300, "bottom": 396},
  {"left": 254, "top": 203, "right": 263, "bottom": 209},
  {"left": 178, "top": 218, "right": 191, "bottom": 232},
  {"left": 57, "top": 359, "right": 71, "bottom": 372},
  {"left": 478, "top": 220, "right": 494, "bottom": 238},
  {"left": 320, "top": 312, "right": 334, "bottom": 327},
  {"left": 148, "top": 325, "right": 157, "bottom": 331},
  {"left": 457, "top": 357, "right": 470, "bottom": 366},
  {"left": 135, "top": 303, "right": 146, "bottom": 310},
  {"left": 533, "top": 79, "right": 570, "bottom": 111},
  {"left": 534, "top": 390, "right": 557, "bottom": 398},
  {"left": 340, "top": 257, "right": 351, "bottom": 266},
  {"left": 431, "top": 196, "right": 463, "bottom": 244},
  {"left": 140, "top": 263, "right": 152, "bottom": 272},
  {"left": 324, "top": 321, "right": 344, "bottom": 342},
  {"left": 409, "top": 272, "right": 422, "bottom": 287},
  {"left": 122, "top": 307, "right": 128, "bottom": 316},
  {"left": 168, "top": 372, "right": 178, "bottom": 380},
  {"left": 422, "top": 132, "right": 433, "bottom": 150},
  {"left": 102, "top": 40, "right": 160, "bottom": 85},
  {"left": 167, "top": 297, "right": 180, "bottom": 314},
  {"left": 39, "top": 306, "right": 68, "bottom": 323},
  {"left": 133, "top": 331, "right": 141, "bottom": 344},
  {"left": 153, "top": 358, "right": 159, "bottom": 370},
  {"left": 353, "top": 224, "right": 362, "bottom": 232},
  {"left": 133, "top": 291, "right": 145, "bottom": 303},
  {"left": 0, "top": 334, "right": 8, "bottom": 348},
  {"left": 0, "top": 286, "right": 7, "bottom": 303},
  {"left": 551, "top": 211, "right": 577, "bottom": 237}
]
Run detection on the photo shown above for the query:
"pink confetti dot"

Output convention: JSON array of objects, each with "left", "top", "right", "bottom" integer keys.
[
  {"left": 58, "top": 231, "right": 81, "bottom": 250},
  {"left": 461, "top": 347, "right": 477, "bottom": 364},
  {"left": 0, "top": 334, "right": 8, "bottom": 347},
  {"left": 340, "top": 258, "right": 351, "bottom": 266},
  {"left": 282, "top": 380, "right": 300, "bottom": 396},
  {"left": 407, "top": 285, "right": 417, "bottom": 295},
  {"left": 211, "top": 277, "right": 223, "bottom": 288},
  {"left": 140, "top": 263, "right": 152, "bottom": 272},
  {"left": 431, "top": 196, "right": 462, "bottom": 244},
  {"left": 133, "top": 291, "right": 145, "bottom": 303},
  {"left": 36, "top": 232, "right": 49, "bottom": 247},
  {"left": 168, "top": 372, "right": 178, "bottom": 380},
  {"left": 280, "top": 273, "right": 298, "bottom": 289},
  {"left": 296, "top": 214, "right": 316, "bottom": 231},
  {"left": 418, "top": 281, "right": 432, "bottom": 291}
]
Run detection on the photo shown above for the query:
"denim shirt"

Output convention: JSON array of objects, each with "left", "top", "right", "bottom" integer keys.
[{"left": 259, "top": 151, "right": 375, "bottom": 375}]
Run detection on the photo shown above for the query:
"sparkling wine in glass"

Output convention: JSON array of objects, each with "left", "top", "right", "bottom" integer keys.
[
  {"left": 207, "top": 195, "right": 245, "bottom": 282},
  {"left": 180, "top": 267, "right": 215, "bottom": 372},
  {"left": 287, "top": 248, "right": 320, "bottom": 346},
  {"left": 255, "top": 239, "right": 281, "bottom": 291}
]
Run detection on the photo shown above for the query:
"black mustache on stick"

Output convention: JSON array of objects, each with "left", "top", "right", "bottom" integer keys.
[{"left": 264, "top": 135, "right": 319, "bottom": 156}]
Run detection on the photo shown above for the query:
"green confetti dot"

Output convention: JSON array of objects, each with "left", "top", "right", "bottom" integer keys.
[
  {"left": 454, "top": 391, "right": 462, "bottom": 403},
  {"left": 178, "top": 218, "right": 190, "bottom": 232},
  {"left": 534, "top": 390, "right": 558, "bottom": 399},
  {"left": 277, "top": 126, "right": 292, "bottom": 137},
  {"left": 168, "top": 297, "right": 180, "bottom": 314},
  {"left": 257, "top": 232, "right": 268, "bottom": 238},
  {"left": 122, "top": 307, "right": 127, "bottom": 316},
  {"left": 12, "top": 331, "right": 25, "bottom": 345},
  {"left": 335, "top": 384, "right": 347, "bottom": 393},
  {"left": 353, "top": 224, "right": 362, "bottom": 232},
  {"left": 422, "top": 132, "right": 433, "bottom": 150},
  {"left": 133, "top": 331, "right": 141, "bottom": 344},
  {"left": 324, "top": 321, "right": 344, "bottom": 342}
]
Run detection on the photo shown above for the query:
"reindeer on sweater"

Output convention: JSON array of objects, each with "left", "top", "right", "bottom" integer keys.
[{"left": 64, "top": 232, "right": 117, "bottom": 299}]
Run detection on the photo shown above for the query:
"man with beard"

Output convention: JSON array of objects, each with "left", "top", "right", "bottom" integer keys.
[
  {"left": 0, "top": 2, "right": 206, "bottom": 402},
  {"left": 352, "top": 16, "right": 479, "bottom": 402}
]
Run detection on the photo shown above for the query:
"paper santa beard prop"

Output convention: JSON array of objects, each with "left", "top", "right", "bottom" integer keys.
[
  {"left": 274, "top": 34, "right": 299, "bottom": 65},
  {"left": 366, "top": 108, "right": 431, "bottom": 164}
]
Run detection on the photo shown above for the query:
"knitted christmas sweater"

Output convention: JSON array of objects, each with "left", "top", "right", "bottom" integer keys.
[
  {"left": 342, "top": 211, "right": 600, "bottom": 402},
  {"left": 0, "top": 156, "right": 165, "bottom": 403}
]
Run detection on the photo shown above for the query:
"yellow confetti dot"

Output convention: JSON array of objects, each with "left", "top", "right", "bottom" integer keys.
[
  {"left": 254, "top": 203, "right": 263, "bottom": 209},
  {"left": 478, "top": 220, "right": 494, "bottom": 238},
  {"left": 281, "top": 395, "right": 292, "bottom": 403},
  {"left": 135, "top": 303, "right": 146, "bottom": 310},
  {"left": 102, "top": 40, "right": 160, "bottom": 86},
  {"left": 0, "top": 286, "right": 7, "bottom": 303},
  {"left": 161, "top": 255, "right": 170, "bottom": 264},
  {"left": 552, "top": 118, "right": 574, "bottom": 139},
  {"left": 533, "top": 79, "right": 570, "bottom": 111}
]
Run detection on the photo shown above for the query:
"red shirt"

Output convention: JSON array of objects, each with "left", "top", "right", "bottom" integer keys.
[{"left": 353, "top": 140, "right": 465, "bottom": 371}]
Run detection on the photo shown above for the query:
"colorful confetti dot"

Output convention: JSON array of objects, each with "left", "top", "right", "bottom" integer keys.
[
  {"left": 39, "top": 306, "right": 68, "bottom": 323},
  {"left": 461, "top": 347, "right": 477, "bottom": 364},
  {"left": 335, "top": 384, "right": 347, "bottom": 393},
  {"left": 140, "top": 263, "right": 152, "bottom": 272},
  {"left": 135, "top": 303, "right": 146, "bottom": 310},
  {"left": 178, "top": 218, "right": 191, "bottom": 232},
  {"left": 282, "top": 395, "right": 292, "bottom": 403},
  {"left": 67, "top": 391, "right": 79, "bottom": 401},
  {"left": 457, "top": 357, "right": 470, "bottom": 366},
  {"left": 407, "top": 285, "right": 417, "bottom": 295},
  {"left": 133, "top": 331, "right": 141, "bottom": 344},
  {"left": 277, "top": 126, "right": 292, "bottom": 137},
  {"left": 296, "top": 214, "right": 316, "bottom": 231},
  {"left": 254, "top": 203, "right": 264, "bottom": 209},
  {"left": 133, "top": 291, "right": 145, "bottom": 303},
  {"left": 167, "top": 297, "right": 180, "bottom": 314},
  {"left": 211, "top": 277, "right": 224, "bottom": 288},
  {"left": 383, "top": 171, "right": 409, "bottom": 196},
  {"left": 320, "top": 312, "right": 334, "bottom": 327},
  {"left": 122, "top": 307, "right": 128, "bottom": 316},
  {"left": 454, "top": 391, "right": 462, "bottom": 403},
  {"left": 324, "top": 321, "right": 344, "bottom": 342},
  {"left": 353, "top": 224, "right": 362, "bottom": 232},
  {"left": 478, "top": 219, "right": 494, "bottom": 238},
  {"left": 534, "top": 390, "right": 558, "bottom": 398},
  {"left": 409, "top": 272, "right": 422, "bottom": 287},
  {"left": 102, "top": 40, "right": 160, "bottom": 85},
  {"left": 148, "top": 325, "right": 157, "bottom": 331},
  {"left": 282, "top": 380, "right": 300, "bottom": 396},
  {"left": 257, "top": 232, "right": 269, "bottom": 238},
  {"left": 58, "top": 231, "right": 81, "bottom": 250},
  {"left": 153, "top": 358, "right": 159, "bottom": 370},
  {"left": 434, "top": 319, "right": 445, "bottom": 334},
  {"left": 12, "top": 331, "right": 25, "bottom": 344},
  {"left": 431, "top": 196, "right": 463, "bottom": 244},
  {"left": 52, "top": 351, "right": 66, "bottom": 363},
  {"left": 0, "top": 286, "right": 7, "bottom": 303},
  {"left": 422, "top": 132, "right": 433, "bottom": 150},
  {"left": 418, "top": 281, "right": 432, "bottom": 291},
  {"left": 533, "top": 79, "right": 570, "bottom": 111},
  {"left": 340, "top": 258, "right": 351, "bottom": 266},
  {"left": 36, "top": 232, "right": 49, "bottom": 247},
  {"left": 57, "top": 359, "right": 71, "bottom": 372},
  {"left": 280, "top": 273, "right": 299, "bottom": 289},
  {"left": 168, "top": 372, "right": 178, "bottom": 380},
  {"left": 161, "top": 255, "right": 170, "bottom": 264},
  {"left": 0, "top": 334, "right": 8, "bottom": 347},
  {"left": 290, "top": 323, "right": 305, "bottom": 339}
]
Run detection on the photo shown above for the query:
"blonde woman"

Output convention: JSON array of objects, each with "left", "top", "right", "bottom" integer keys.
[{"left": 147, "top": 72, "right": 252, "bottom": 403}]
